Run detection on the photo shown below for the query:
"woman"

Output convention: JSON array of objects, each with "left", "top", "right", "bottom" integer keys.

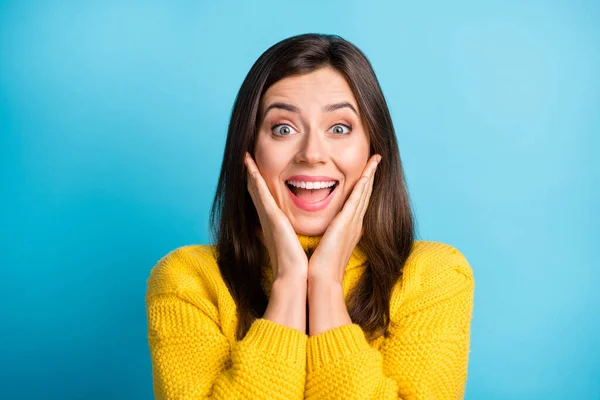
[{"left": 146, "top": 33, "right": 475, "bottom": 399}]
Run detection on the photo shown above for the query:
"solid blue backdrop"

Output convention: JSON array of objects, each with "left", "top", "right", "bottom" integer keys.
[{"left": 1, "top": 1, "right": 598, "bottom": 399}]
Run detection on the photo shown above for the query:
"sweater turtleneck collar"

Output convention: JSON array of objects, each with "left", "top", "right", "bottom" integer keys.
[
  {"left": 260, "top": 233, "right": 368, "bottom": 296},
  {"left": 295, "top": 234, "right": 367, "bottom": 268}
]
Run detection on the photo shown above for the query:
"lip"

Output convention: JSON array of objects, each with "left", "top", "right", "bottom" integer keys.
[
  {"left": 285, "top": 176, "right": 339, "bottom": 212},
  {"left": 285, "top": 175, "right": 338, "bottom": 182}
]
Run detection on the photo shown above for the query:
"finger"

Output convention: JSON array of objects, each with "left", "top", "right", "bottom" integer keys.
[
  {"left": 338, "top": 174, "right": 369, "bottom": 222},
  {"left": 244, "top": 152, "right": 259, "bottom": 176},
  {"left": 246, "top": 171, "right": 266, "bottom": 222},
  {"left": 363, "top": 154, "right": 381, "bottom": 179},
  {"left": 358, "top": 166, "right": 376, "bottom": 220},
  {"left": 355, "top": 154, "right": 381, "bottom": 183},
  {"left": 244, "top": 153, "right": 281, "bottom": 218},
  {"left": 353, "top": 155, "right": 380, "bottom": 219},
  {"left": 244, "top": 154, "right": 261, "bottom": 203},
  {"left": 340, "top": 154, "right": 380, "bottom": 217},
  {"left": 244, "top": 153, "right": 269, "bottom": 217},
  {"left": 244, "top": 153, "right": 257, "bottom": 192},
  {"left": 357, "top": 155, "right": 381, "bottom": 220}
]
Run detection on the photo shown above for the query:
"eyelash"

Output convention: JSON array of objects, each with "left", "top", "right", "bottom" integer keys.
[{"left": 270, "top": 123, "right": 352, "bottom": 136}]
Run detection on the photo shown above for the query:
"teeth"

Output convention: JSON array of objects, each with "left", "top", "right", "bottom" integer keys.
[{"left": 287, "top": 180, "right": 336, "bottom": 190}]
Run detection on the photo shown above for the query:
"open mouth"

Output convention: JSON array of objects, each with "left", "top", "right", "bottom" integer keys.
[{"left": 285, "top": 180, "right": 339, "bottom": 204}]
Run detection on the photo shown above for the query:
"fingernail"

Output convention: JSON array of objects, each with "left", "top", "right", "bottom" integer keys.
[{"left": 376, "top": 155, "right": 382, "bottom": 163}]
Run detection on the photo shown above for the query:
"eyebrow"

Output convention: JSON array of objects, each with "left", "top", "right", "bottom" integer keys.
[{"left": 262, "top": 101, "right": 359, "bottom": 119}]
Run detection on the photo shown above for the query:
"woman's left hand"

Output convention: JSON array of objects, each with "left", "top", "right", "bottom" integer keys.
[{"left": 307, "top": 154, "right": 381, "bottom": 285}]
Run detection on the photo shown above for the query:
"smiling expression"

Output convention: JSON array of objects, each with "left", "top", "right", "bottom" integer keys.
[{"left": 254, "top": 67, "right": 370, "bottom": 236}]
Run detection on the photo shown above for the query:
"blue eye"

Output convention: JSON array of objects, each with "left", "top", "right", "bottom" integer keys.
[
  {"left": 271, "top": 124, "right": 297, "bottom": 136},
  {"left": 329, "top": 124, "right": 352, "bottom": 135}
]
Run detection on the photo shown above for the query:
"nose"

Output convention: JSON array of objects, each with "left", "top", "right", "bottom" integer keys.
[{"left": 294, "top": 129, "right": 328, "bottom": 165}]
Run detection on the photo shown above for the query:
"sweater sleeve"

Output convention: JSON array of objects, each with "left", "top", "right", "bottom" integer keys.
[
  {"left": 304, "top": 247, "right": 475, "bottom": 400},
  {"left": 145, "top": 248, "right": 308, "bottom": 400},
  {"left": 147, "top": 292, "right": 307, "bottom": 400}
]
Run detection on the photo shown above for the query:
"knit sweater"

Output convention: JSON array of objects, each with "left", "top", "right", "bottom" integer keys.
[{"left": 145, "top": 235, "right": 475, "bottom": 399}]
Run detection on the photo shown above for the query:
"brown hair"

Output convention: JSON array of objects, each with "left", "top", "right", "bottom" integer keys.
[{"left": 210, "top": 33, "right": 415, "bottom": 341}]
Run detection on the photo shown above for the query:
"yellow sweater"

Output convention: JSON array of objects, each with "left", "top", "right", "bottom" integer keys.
[{"left": 146, "top": 235, "right": 475, "bottom": 399}]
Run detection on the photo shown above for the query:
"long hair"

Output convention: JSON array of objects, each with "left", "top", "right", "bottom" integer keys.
[{"left": 210, "top": 33, "right": 415, "bottom": 341}]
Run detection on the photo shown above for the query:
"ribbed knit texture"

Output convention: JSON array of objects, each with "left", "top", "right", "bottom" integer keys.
[{"left": 146, "top": 235, "right": 475, "bottom": 399}]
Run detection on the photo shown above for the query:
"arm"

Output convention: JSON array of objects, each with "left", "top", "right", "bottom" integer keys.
[
  {"left": 264, "top": 278, "right": 307, "bottom": 333},
  {"left": 305, "top": 252, "right": 475, "bottom": 400},
  {"left": 146, "top": 270, "right": 308, "bottom": 399},
  {"left": 307, "top": 280, "right": 351, "bottom": 336}
]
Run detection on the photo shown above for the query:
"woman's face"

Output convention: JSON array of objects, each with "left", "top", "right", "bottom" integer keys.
[{"left": 254, "top": 67, "right": 370, "bottom": 236}]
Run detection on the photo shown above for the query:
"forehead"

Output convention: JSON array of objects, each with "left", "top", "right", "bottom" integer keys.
[{"left": 260, "top": 67, "right": 358, "bottom": 113}]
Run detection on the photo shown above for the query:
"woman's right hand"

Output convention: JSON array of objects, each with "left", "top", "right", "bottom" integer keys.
[{"left": 244, "top": 152, "right": 308, "bottom": 283}]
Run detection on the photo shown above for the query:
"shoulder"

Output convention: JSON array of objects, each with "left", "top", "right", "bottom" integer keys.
[
  {"left": 405, "top": 240, "right": 473, "bottom": 285},
  {"left": 145, "top": 244, "right": 223, "bottom": 299},
  {"left": 390, "top": 240, "right": 475, "bottom": 319}
]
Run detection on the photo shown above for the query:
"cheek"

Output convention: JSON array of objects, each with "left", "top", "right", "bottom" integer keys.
[{"left": 331, "top": 143, "right": 370, "bottom": 182}]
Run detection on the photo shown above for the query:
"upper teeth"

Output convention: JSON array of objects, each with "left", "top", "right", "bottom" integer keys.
[{"left": 287, "top": 181, "right": 336, "bottom": 189}]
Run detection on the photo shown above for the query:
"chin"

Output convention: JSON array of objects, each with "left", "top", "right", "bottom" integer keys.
[{"left": 290, "top": 217, "right": 331, "bottom": 236}]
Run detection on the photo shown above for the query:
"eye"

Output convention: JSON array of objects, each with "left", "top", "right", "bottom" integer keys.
[
  {"left": 271, "top": 123, "right": 297, "bottom": 136},
  {"left": 329, "top": 123, "right": 352, "bottom": 135}
]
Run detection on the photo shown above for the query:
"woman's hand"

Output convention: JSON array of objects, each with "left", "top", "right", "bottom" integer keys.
[
  {"left": 244, "top": 152, "right": 308, "bottom": 283},
  {"left": 307, "top": 154, "right": 381, "bottom": 285}
]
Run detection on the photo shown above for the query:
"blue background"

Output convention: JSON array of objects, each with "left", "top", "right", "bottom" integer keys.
[{"left": 1, "top": 1, "right": 598, "bottom": 399}]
